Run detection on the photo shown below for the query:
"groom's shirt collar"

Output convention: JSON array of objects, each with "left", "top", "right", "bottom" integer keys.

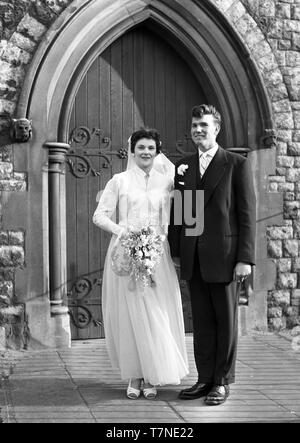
[{"left": 198, "top": 144, "right": 219, "bottom": 160}]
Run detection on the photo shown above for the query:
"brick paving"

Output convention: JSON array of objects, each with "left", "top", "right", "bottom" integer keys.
[{"left": 1, "top": 333, "right": 300, "bottom": 423}]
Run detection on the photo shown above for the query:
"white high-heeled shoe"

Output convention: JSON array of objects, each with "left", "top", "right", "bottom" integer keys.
[
  {"left": 127, "top": 379, "right": 141, "bottom": 400},
  {"left": 142, "top": 381, "right": 157, "bottom": 399}
]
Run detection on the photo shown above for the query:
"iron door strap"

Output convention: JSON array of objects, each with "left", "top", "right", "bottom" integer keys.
[{"left": 67, "top": 276, "right": 103, "bottom": 330}]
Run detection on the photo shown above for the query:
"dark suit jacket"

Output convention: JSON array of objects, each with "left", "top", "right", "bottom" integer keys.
[{"left": 168, "top": 146, "right": 256, "bottom": 282}]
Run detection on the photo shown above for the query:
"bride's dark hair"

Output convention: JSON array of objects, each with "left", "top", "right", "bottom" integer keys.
[{"left": 130, "top": 128, "right": 161, "bottom": 153}]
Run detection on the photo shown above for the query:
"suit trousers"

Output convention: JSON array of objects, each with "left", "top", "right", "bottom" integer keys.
[{"left": 188, "top": 252, "right": 239, "bottom": 385}]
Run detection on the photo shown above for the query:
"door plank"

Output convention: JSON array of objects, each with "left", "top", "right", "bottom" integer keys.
[
  {"left": 122, "top": 33, "right": 134, "bottom": 144},
  {"left": 133, "top": 30, "right": 145, "bottom": 129},
  {"left": 154, "top": 36, "right": 166, "bottom": 149},
  {"left": 67, "top": 107, "right": 79, "bottom": 339},
  {"left": 99, "top": 49, "right": 112, "bottom": 272},
  {"left": 143, "top": 30, "right": 155, "bottom": 129},
  {"left": 122, "top": 31, "right": 134, "bottom": 167},
  {"left": 111, "top": 38, "right": 123, "bottom": 177},
  {"left": 87, "top": 55, "right": 102, "bottom": 339},
  {"left": 165, "top": 43, "right": 177, "bottom": 153},
  {"left": 75, "top": 77, "right": 90, "bottom": 340}
]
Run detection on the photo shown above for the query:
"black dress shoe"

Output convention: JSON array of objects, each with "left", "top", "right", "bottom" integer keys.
[
  {"left": 178, "top": 382, "right": 213, "bottom": 400},
  {"left": 205, "top": 385, "right": 230, "bottom": 405}
]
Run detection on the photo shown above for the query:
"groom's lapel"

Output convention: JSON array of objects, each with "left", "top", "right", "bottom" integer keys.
[
  {"left": 185, "top": 153, "right": 199, "bottom": 190},
  {"left": 183, "top": 153, "right": 200, "bottom": 219},
  {"left": 203, "top": 147, "right": 228, "bottom": 207}
]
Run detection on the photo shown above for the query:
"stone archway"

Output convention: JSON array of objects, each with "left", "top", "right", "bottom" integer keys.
[
  {"left": 1, "top": 0, "right": 291, "bottom": 129},
  {"left": 6, "top": 0, "right": 287, "bottom": 347}
]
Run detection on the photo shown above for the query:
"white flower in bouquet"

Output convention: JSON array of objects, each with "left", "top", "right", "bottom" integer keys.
[
  {"left": 136, "top": 250, "right": 144, "bottom": 258},
  {"left": 144, "top": 259, "right": 155, "bottom": 269},
  {"left": 140, "top": 235, "right": 148, "bottom": 245}
]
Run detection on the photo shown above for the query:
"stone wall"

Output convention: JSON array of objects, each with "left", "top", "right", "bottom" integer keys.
[
  {"left": 0, "top": 0, "right": 71, "bottom": 347},
  {"left": 0, "top": 0, "right": 300, "bottom": 333},
  {"left": 234, "top": 0, "right": 300, "bottom": 330},
  {"left": 0, "top": 0, "right": 71, "bottom": 119},
  {"left": 0, "top": 229, "right": 27, "bottom": 349},
  {"left": 0, "top": 230, "right": 25, "bottom": 302}
]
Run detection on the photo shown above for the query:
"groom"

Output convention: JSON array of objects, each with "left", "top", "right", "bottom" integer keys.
[{"left": 168, "top": 104, "right": 256, "bottom": 405}]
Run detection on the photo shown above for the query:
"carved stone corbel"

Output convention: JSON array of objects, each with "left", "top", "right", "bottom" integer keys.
[
  {"left": 261, "top": 128, "right": 277, "bottom": 150},
  {"left": 0, "top": 114, "right": 33, "bottom": 143}
]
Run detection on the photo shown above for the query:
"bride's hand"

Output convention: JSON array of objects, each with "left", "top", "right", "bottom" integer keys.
[{"left": 114, "top": 227, "right": 126, "bottom": 241}]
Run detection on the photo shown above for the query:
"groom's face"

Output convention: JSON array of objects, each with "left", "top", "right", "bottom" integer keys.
[{"left": 191, "top": 114, "right": 220, "bottom": 151}]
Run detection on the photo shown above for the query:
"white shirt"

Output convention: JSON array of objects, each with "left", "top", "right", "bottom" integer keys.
[{"left": 199, "top": 144, "right": 219, "bottom": 177}]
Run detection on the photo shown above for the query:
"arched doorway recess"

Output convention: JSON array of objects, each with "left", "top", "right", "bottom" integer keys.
[{"left": 18, "top": 0, "right": 277, "bottom": 346}]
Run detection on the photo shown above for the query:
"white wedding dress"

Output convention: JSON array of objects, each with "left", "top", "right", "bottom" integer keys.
[{"left": 93, "top": 163, "right": 189, "bottom": 386}]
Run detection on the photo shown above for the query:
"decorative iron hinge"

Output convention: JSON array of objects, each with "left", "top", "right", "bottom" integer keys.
[
  {"left": 67, "top": 275, "right": 103, "bottom": 329},
  {"left": 66, "top": 126, "right": 129, "bottom": 178}
]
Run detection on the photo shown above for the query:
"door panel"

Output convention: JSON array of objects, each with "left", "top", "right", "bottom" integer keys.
[{"left": 66, "top": 26, "right": 207, "bottom": 339}]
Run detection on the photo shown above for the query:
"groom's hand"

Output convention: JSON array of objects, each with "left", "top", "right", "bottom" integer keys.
[
  {"left": 233, "top": 262, "right": 252, "bottom": 282},
  {"left": 172, "top": 257, "right": 181, "bottom": 268}
]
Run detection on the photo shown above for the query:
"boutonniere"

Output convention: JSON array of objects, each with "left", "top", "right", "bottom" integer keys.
[{"left": 177, "top": 164, "right": 189, "bottom": 176}]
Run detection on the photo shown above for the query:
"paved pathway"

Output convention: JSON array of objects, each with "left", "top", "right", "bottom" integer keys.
[{"left": 1, "top": 333, "right": 300, "bottom": 423}]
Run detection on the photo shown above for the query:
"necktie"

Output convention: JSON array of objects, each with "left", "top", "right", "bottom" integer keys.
[{"left": 199, "top": 153, "right": 209, "bottom": 178}]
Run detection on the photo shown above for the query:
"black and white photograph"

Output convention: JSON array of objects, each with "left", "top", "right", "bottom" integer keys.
[{"left": 0, "top": 0, "right": 300, "bottom": 428}]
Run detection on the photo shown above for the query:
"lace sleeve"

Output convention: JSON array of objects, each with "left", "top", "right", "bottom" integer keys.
[{"left": 92, "top": 175, "right": 123, "bottom": 236}]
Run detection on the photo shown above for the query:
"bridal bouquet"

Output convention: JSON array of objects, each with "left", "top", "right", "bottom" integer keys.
[{"left": 111, "top": 226, "right": 165, "bottom": 290}]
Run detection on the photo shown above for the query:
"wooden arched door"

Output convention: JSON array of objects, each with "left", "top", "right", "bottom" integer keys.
[{"left": 66, "top": 26, "right": 207, "bottom": 339}]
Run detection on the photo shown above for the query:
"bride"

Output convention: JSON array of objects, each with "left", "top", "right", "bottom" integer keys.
[{"left": 92, "top": 128, "right": 189, "bottom": 399}]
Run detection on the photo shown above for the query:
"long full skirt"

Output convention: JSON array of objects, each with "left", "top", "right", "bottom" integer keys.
[{"left": 102, "top": 235, "right": 189, "bottom": 386}]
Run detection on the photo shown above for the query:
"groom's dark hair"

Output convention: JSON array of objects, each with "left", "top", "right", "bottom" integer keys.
[
  {"left": 130, "top": 128, "right": 162, "bottom": 153},
  {"left": 192, "top": 104, "right": 222, "bottom": 126}
]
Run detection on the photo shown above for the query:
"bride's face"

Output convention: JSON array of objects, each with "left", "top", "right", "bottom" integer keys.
[{"left": 133, "top": 138, "right": 157, "bottom": 171}]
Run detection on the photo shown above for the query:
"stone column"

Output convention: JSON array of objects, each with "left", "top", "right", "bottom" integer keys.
[{"left": 44, "top": 142, "right": 70, "bottom": 317}]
